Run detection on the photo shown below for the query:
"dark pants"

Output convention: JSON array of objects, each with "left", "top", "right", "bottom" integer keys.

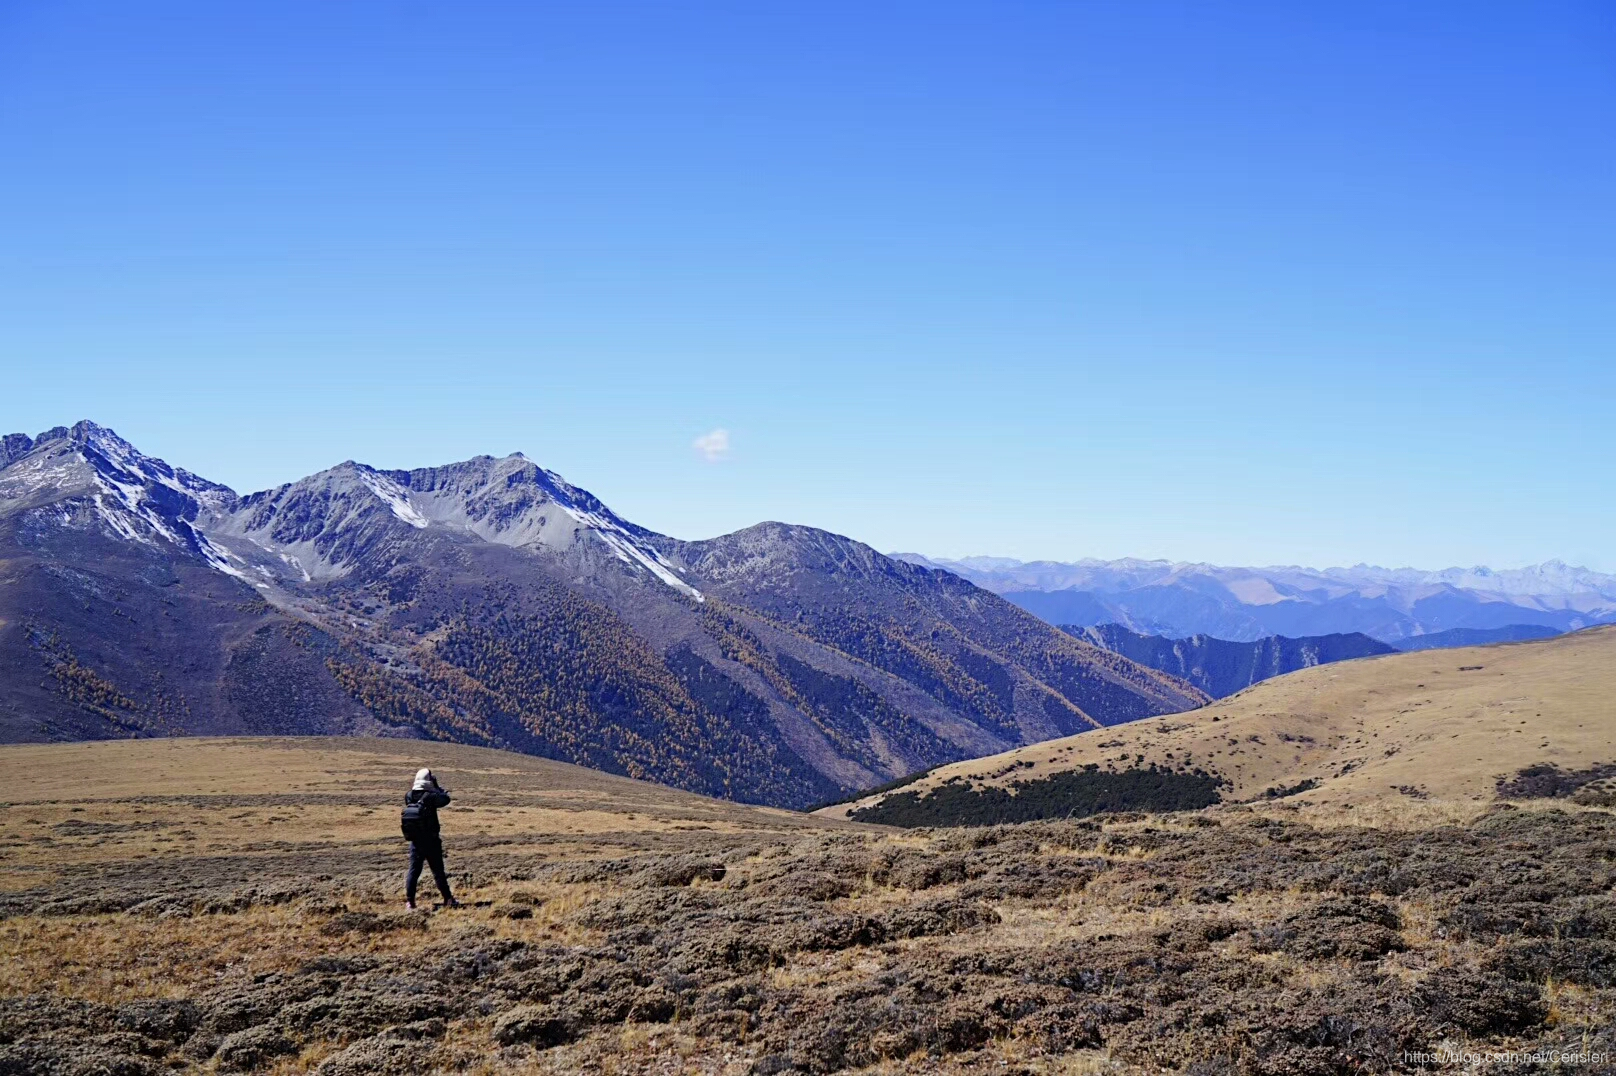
[{"left": 406, "top": 838, "right": 453, "bottom": 904}]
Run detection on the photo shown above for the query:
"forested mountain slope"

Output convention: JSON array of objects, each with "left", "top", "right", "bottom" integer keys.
[{"left": 0, "top": 421, "right": 1205, "bottom": 807}]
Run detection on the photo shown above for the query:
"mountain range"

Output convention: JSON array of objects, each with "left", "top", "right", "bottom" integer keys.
[
  {"left": 1388, "top": 624, "right": 1563, "bottom": 652},
  {"left": 1069, "top": 624, "right": 1394, "bottom": 699},
  {"left": 892, "top": 554, "right": 1616, "bottom": 643},
  {"left": 0, "top": 422, "right": 1205, "bottom": 808}
]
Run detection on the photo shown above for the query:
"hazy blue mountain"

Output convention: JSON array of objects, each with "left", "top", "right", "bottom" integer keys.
[
  {"left": 1391, "top": 624, "right": 1562, "bottom": 652},
  {"left": 1000, "top": 590, "right": 1122, "bottom": 631},
  {"left": 894, "top": 554, "right": 1616, "bottom": 644},
  {"left": 1069, "top": 624, "right": 1394, "bottom": 698},
  {"left": 0, "top": 422, "right": 1206, "bottom": 808}
]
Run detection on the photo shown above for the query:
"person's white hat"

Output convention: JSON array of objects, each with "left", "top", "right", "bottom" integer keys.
[{"left": 413, "top": 768, "right": 435, "bottom": 790}]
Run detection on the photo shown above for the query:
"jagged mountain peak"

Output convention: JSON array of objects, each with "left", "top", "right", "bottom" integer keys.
[
  {"left": 1, "top": 420, "right": 235, "bottom": 499},
  {"left": 218, "top": 462, "right": 435, "bottom": 582},
  {"left": 220, "top": 450, "right": 700, "bottom": 598},
  {"left": 0, "top": 420, "right": 237, "bottom": 565},
  {"left": 0, "top": 423, "right": 702, "bottom": 600}
]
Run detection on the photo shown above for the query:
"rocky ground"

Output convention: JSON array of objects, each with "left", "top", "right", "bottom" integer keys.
[{"left": 4, "top": 790, "right": 1614, "bottom": 1075}]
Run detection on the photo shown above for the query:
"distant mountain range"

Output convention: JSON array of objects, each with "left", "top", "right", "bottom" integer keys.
[
  {"left": 0, "top": 422, "right": 1205, "bottom": 808},
  {"left": 892, "top": 554, "right": 1616, "bottom": 644},
  {"left": 1070, "top": 624, "right": 1394, "bottom": 698},
  {"left": 1389, "top": 624, "right": 1563, "bottom": 652}
]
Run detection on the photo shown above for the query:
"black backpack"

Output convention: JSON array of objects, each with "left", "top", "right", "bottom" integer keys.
[{"left": 400, "top": 796, "right": 428, "bottom": 841}]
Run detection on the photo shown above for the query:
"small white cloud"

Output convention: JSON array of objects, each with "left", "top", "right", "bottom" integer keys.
[{"left": 692, "top": 428, "right": 731, "bottom": 463}]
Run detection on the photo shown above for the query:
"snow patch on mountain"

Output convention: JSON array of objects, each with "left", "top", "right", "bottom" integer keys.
[
  {"left": 198, "top": 533, "right": 264, "bottom": 587},
  {"left": 92, "top": 470, "right": 184, "bottom": 547},
  {"left": 356, "top": 468, "right": 429, "bottom": 529},
  {"left": 89, "top": 488, "right": 152, "bottom": 545},
  {"left": 556, "top": 502, "right": 704, "bottom": 601}
]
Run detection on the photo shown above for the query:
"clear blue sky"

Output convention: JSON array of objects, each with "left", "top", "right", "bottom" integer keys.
[{"left": 2, "top": 2, "right": 1612, "bottom": 570}]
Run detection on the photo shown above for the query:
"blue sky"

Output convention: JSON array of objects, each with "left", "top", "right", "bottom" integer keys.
[{"left": 2, "top": 1, "right": 1612, "bottom": 570}]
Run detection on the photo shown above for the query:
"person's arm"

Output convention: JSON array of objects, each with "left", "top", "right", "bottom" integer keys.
[{"left": 429, "top": 788, "right": 451, "bottom": 808}]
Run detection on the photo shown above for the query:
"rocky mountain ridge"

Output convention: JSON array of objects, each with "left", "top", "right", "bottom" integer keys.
[{"left": 0, "top": 421, "right": 1206, "bottom": 808}]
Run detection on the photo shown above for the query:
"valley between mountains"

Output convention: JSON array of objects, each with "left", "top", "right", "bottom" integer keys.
[{"left": 0, "top": 421, "right": 1204, "bottom": 808}]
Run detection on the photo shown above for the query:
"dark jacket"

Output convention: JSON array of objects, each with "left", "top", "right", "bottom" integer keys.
[{"left": 404, "top": 787, "right": 451, "bottom": 841}]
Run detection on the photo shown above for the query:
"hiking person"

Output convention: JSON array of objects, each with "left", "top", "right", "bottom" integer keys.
[{"left": 401, "top": 767, "right": 459, "bottom": 910}]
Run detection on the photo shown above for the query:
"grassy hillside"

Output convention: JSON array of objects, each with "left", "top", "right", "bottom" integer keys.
[
  {"left": 0, "top": 737, "right": 842, "bottom": 868},
  {"left": 4, "top": 736, "right": 1613, "bottom": 1074},
  {"left": 824, "top": 625, "right": 1616, "bottom": 822}
]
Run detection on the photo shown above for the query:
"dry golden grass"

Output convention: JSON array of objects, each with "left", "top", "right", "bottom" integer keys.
[
  {"left": 823, "top": 625, "right": 1616, "bottom": 820},
  {"left": 0, "top": 736, "right": 868, "bottom": 1034},
  {"left": 3, "top": 902, "right": 430, "bottom": 1004},
  {"left": 0, "top": 736, "right": 859, "bottom": 883},
  {"left": 3, "top": 732, "right": 1611, "bottom": 1074},
  {"left": 4, "top": 735, "right": 840, "bottom": 826},
  {"left": 0, "top": 737, "right": 873, "bottom": 1029}
]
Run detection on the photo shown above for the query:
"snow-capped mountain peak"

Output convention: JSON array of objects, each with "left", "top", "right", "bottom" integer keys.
[
  {"left": 0, "top": 420, "right": 240, "bottom": 563},
  {"left": 0, "top": 423, "right": 705, "bottom": 602}
]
